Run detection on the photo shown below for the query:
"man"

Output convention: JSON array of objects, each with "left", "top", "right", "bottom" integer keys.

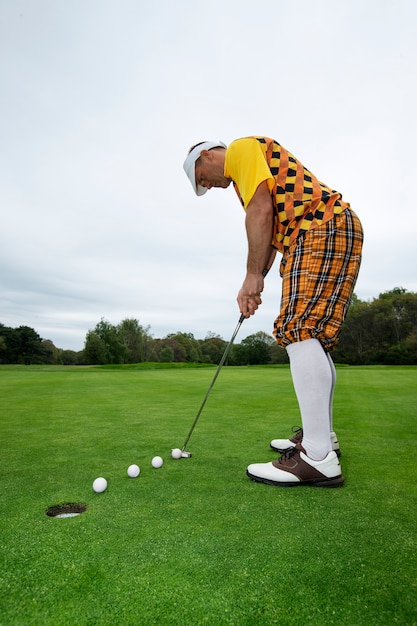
[{"left": 183, "top": 137, "right": 363, "bottom": 487}]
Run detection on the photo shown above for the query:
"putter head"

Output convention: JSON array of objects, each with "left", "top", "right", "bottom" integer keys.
[{"left": 181, "top": 450, "right": 192, "bottom": 458}]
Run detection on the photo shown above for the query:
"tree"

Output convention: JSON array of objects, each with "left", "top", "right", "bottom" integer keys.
[
  {"left": 0, "top": 324, "right": 18, "bottom": 363},
  {"left": 158, "top": 336, "right": 187, "bottom": 362},
  {"left": 89, "top": 318, "right": 127, "bottom": 364},
  {"left": 232, "top": 331, "right": 272, "bottom": 365},
  {"left": 84, "top": 330, "right": 107, "bottom": 365},
  {"left": 159, "top": 346, "right": 174, "bottom": 362},
  {"left": 8, "top": 326, "right": 45, "bottom": 364},
  {"left": 333, "top": 299, "right": 375, "bottom": 364},
  {"left": 269, "top": 342, "right": 289, "bottom": 364},
  {"left": 59, "top": 349, "right": 83, "bottom": 365},
  {"left": 0, "top": 324, "right": 47, "bottom": 364},
  {"left": 200, "top": 333, "right": 227, "bottom": 364},
  {"left": 333, "top": 288, "right": 417, "bottom": 364},
  {"left": 0, "top": 334, "right": 7, "bottom": 361},
  {"left": 118, "top": 318, "right": 153, "bottom": 363},
  {"left": 379, "top": 288, "right": 417, "bottom": 345},
  {"left": 41, "top": 339, "right": 59, "bottom": 364},
  {"left": 165, "top": 332, "right": 203, "bottom": 362}
]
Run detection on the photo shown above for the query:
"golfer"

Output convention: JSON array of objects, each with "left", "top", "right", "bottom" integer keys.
[{"left": 183, "top": 137, "right": 363, "bottom": 487}]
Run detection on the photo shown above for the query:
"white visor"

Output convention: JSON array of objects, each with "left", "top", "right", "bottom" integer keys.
[{"left": 183, "top": 140, "right": 227, "bottom": 196}]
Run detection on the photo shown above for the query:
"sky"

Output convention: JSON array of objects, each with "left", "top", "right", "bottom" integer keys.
[{"left": 1, "top": 0, "right": 416, "bottom": 351}]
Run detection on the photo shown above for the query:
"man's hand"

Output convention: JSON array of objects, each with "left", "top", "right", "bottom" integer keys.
[{"left": 237, "top": 273, "right": 264, "bottom": 318}]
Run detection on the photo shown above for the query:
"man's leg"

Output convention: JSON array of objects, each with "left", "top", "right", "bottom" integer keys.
[
  {"left": 247, "top": 338, "right": 344, "bottom": 487},
  {"left": 247, "top": 209, "right": 362, "bottom": 486},
  {"left": 272, "top": 208, "right": 362, "bottom": 450},
  {"left": 286, "top": 338, "right": 332, "bottom": 460}
]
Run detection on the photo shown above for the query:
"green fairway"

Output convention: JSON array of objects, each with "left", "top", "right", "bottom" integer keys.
[{"left": 0, "top": 365, "right": 416, "bottom": 625}]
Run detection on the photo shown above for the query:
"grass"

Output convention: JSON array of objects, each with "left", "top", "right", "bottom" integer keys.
[{"left": 0, "top": 364, "right": 416, "bottom": 625}]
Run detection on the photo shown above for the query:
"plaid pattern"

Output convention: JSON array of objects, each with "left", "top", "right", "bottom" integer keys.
[{"left": 273, "top": 208, "right": 363, "bottom": 350}]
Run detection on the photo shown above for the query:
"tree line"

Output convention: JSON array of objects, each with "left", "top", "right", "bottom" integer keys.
[{"left": 1, "top": 288, "right": 416, "bottom": 366}]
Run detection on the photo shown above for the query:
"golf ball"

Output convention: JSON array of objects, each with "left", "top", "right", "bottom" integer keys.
[
  {"left": 171, "top": 448, "right": 182, "bottom": 459},
  {"left": 92, "top": 477, "right": 107, "bottom": 493},
  {"left": 151, "top": 455, "right": 163, "bottom": 468},
  {"left": 127, "top": 464, "right": 140, "bottom": 478}
]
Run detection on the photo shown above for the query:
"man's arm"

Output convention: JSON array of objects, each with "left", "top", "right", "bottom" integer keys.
[{"left": 237, "top": 181, "right": 275, "bottom": 318}]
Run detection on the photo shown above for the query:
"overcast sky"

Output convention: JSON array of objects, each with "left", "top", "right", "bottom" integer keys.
[{"left": 1, "top": 0, "right": 416, "bottom": 351}]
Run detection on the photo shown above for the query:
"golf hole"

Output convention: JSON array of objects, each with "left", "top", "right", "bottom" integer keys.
[{"left": 46, "top": 503, "right": 88, "bottom": 518}]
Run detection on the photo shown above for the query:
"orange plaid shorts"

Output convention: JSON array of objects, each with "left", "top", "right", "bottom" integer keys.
[{"left": 273, "top": 208, "right": 363, "bottom": 351}]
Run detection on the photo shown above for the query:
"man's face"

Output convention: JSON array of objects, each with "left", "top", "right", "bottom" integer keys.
[{"left": 195, "top": 150, "right": 231, "bottom": 191}]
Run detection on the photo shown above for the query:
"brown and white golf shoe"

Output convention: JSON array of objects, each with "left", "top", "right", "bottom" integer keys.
[
  {"left": 270, "top": 427, "right": 341, "bottom": 457},
  {"left": 247, "top": 445, "right": 344, "bottom": 488}
]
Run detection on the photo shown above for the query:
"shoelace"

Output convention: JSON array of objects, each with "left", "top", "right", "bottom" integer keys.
[{"left": 276, "top": 445, "right": 301, "bottom": 465}]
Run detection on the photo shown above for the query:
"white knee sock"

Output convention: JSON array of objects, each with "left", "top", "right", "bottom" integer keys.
[
  {"left": 286, "top": 339, "right": 332, "bottom": 460},
  {"left": 327, "top": 352, "right": 336, "bottom": 432}
]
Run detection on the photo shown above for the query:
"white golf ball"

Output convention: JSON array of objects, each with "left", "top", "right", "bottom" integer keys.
[
  {"left": 92, "top": 477, "right": 107, "bottom": 493},
  {"left": 171, "top": 448, "right": 182, "bottom": 459},
  {"left": 151, "top": 455, "right": 163, "bottom": 468},
  {"left": 127, "top": 464, "right": 140, "bottom": 478}
]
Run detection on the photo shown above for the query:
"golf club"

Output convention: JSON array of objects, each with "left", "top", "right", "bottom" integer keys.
[{"left": 179, "top": 268, "right": 269, "bottom": 457}]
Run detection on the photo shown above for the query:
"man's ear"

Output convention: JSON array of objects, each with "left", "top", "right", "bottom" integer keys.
[{"left": 199, "top": 149, "right": 212, "bottom": 162}]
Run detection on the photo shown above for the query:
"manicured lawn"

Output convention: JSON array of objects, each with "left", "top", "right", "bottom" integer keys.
[{"left": 0, "top": 364, "right": 416, "bottom": 625}]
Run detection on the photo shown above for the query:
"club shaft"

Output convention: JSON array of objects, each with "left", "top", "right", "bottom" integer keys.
[
  {"left": 181, "top": 267, "right": 269, "bottom": 453},
  {"left": 181, "top": 314, "right": 244, "bottom": 451}
]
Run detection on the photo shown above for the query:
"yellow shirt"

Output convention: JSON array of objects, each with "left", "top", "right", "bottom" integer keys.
[{"left": 224, "top": 136, "right": 348, "bottom": 252}]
